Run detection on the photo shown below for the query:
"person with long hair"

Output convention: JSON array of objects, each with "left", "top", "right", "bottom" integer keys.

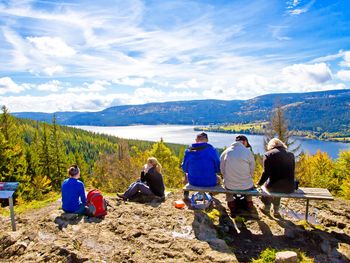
[
  {"left": 61, "top": 165, "right": 88, "bottom": 214},
  {"left": 117, "top": 157, "right": 165, "bottom": 200}
]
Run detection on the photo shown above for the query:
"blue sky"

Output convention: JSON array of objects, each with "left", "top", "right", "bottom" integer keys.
[{"left": 0, "top": 0, "right": 350, "bottom": 112}]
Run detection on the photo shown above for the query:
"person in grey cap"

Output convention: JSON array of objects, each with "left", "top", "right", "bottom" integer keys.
[{"left": 220, "top": 135, "right": 255, "bottom": 216}]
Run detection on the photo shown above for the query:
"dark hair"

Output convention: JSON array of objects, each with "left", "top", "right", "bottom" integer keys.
[
  {"left": 68, "top": 165, "right": 80, "bottom": 177},
  {"left": 196, "top": 132, "right": 208, "bottom": 141}
]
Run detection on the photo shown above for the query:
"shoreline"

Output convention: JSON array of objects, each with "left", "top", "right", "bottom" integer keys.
[{"left": 194, "top": 127, "right": 350, "bottom": 144}]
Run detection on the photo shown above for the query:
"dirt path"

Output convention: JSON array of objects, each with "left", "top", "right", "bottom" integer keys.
[{"left": 0, "top": 192, "right": 349, "bottom": 262}]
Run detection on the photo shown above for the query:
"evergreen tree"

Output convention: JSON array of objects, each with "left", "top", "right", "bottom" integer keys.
[
  {"left": 50, "top": 115, "right": 66, "bottom": 190},
  {"left": 39, "top": 124, "right": 52, "bottom": 179},
  {"left": 264, "top": 105, "right": 300, "bottom": 153}
]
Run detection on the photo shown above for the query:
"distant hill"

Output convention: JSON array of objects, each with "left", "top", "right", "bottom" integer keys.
[{"left": 12, "top": 89, "right": 350, "bottom": 132}]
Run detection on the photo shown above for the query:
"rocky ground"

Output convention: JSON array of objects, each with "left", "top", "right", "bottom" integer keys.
[{"left": 0, "top": 191, "right": 349, "bottom": 263}]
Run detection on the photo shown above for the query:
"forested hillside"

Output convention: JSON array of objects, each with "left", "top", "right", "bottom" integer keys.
[
  {"left": 13, "top": 89, "right": 350, "bottom": 133},
  {"left": 1, "top": 106, "right": 350, "bottom": 203},
  {"left": 0, "top": 106, "right": 185, "bottom": 202}
]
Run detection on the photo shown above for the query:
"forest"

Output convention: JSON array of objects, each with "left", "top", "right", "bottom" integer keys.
[{"left": 1, "top": 105, "right": 349, "bottom": 204}]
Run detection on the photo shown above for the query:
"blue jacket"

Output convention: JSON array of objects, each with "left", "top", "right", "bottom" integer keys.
[
  {"left": 61, "top": 178, "right": 86, "bottom": 213},
  {"left": 182, "top": 142, "right": 220, "bottom": 187}
]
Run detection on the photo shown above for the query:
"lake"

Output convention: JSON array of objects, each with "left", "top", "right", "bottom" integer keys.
[{"left": 75, "top": 125, "right": 350, "bottom": 159}]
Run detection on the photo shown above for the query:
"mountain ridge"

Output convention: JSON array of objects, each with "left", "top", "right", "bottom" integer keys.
[{"left": 12, "top": 89, "right": 350, "bottom": 132}]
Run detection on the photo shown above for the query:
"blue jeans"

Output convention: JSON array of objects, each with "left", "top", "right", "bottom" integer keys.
[
  {"left": 63, "top": 203, "right": 87, "bottom": 215},
  {"left": 123, "top": 181, "right": 154, "bottom": 199}
]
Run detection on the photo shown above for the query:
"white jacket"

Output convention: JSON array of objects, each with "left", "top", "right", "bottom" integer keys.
[{"left": 220, "top": 141, "right": 255, "bottom": 190}]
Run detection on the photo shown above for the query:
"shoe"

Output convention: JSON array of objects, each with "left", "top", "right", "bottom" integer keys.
[
  {"left": 247, "top": 201, "right": 255, "bottom": 212},
  {"left": 228, "top": 200, "right": 237, "bottom": 217},
  {"left": 117, "top": 193, "right": 127, "bottom": 201},
  {"left": 273, "top": 207, "right": 281, "bottom": 217},
  {"left": 259, "top": 205, "right": 270, "bottom": 215}
]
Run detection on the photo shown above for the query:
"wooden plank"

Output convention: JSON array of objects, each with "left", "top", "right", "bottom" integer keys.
[{"left": 183, "top": 184, "right": 334, "bottom": 200}]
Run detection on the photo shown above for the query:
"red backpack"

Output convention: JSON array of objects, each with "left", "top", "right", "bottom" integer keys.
[{"left": 87, "top": 189, "right": 107, "bottom": 217}]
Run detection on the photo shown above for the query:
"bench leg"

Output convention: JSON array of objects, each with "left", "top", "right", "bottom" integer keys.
[
  {"left": 9, "top": 197, "right": 16, "bottom": 231},
  {"left": 305, "top": 199, "right": 309, "bottom": 222}
]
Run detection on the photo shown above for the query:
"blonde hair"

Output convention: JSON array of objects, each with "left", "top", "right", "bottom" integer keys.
[
  {"left": 147, "top": 157, "right": 162, "bottom": 173},
  {"left": 267, "top": 138, "right": 287, "bottom": 151}
]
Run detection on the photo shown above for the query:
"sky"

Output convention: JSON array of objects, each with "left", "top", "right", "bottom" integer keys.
[{"left": 0, "top": 0, "right": 350, "bottom": 112}]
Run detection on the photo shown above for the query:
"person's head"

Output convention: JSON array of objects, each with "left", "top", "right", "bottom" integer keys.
[
  {"left": 147, "top": 157, "right": 162, "bottom": 173},
  {"left": 195, "top": 132, "right": 208, "bottom": 143},
  {"left": 68, "top": 165, "right": 80, "bottom": 178},
  {"left": 267, "top": 138, "right": 287, "bottom": 151},
  {"left": 235, "top": 135, "right": 251, "bottom": 148}
]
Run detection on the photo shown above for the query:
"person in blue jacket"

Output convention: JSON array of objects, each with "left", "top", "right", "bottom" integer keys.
[
  {"left": 61, "top": 165, "right": 87, "bottom": 214},
  {"left": 182, "top": 132, "right": 220, "bottom": 190}
]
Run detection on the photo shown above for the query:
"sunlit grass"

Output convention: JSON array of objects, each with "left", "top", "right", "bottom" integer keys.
[
  {"left": 0, "top": 192, "right": 61, "bottom": 216},
  {"left": 251, "top": 248, "right": 314, "bottom": 263}
]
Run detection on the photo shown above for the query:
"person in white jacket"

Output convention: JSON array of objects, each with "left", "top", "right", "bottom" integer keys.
[{"left": 220, "top": 135, "right": 255, "bottom": 216}]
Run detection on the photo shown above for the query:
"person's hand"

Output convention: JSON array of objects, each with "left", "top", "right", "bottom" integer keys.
[{"left": 183, "top": 174, "right": 188, "bottom": 184}]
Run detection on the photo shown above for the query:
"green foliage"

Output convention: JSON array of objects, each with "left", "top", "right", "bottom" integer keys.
[
  {"left": 145, "top": 139, "right": 184, "bottom": 189},
  {"left": 251, "top": 248, "right": 314, "bottom": 263},
  {"left": 251, "top": 248, "right": 276, "bottom": 262},
  {"left": 296, "top": 151, "right": 338, "bottom": 192}
]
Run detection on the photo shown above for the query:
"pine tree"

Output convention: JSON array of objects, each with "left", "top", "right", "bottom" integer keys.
[
  {"left": 39, "top": 124, "right": 52, "bottom": 179},
  {"left": 50, "top": 115, "right": 66, "bottom": 190},
  {"left": 264, "top": 105, "right": 300, "bottom": 153}
]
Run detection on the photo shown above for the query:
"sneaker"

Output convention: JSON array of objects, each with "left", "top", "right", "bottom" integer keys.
[
  {"left": 273, "top": 207, "right": 281, "bottom": 217},
  {"left": 259, "top": 205, "right": 270, "bottom": 215},
  {"left": 117, "top": 193, "right": 127, "bottom": 201},
  {"left": 247, "top": 201, "right": 255, "bottom": 212},
  {"left": 227, "top": 200, "right": 237, "bottom": 217}
]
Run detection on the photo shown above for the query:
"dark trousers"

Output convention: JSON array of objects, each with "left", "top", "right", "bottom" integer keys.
[
  {"left": 261, "top": 196, "right": 281, "bottom": 209},
  {"left": 123, "top": 181, "right": 154, "bottom": 199}
]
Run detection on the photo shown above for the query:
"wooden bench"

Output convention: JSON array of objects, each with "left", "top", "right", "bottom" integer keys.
[
  {"left": 0, "top": 182, "right": 19, "bottom": 231},
  {"left": 183, "top": 184, "right": 334, "bottom": 221}
]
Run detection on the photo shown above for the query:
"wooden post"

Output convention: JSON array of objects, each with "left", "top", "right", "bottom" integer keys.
[
  {"left": 9, "top": 196, "right": 16, "bottom": 231},
  {"left": 305, "top": 199, "right": 309, "bottom": 222}
]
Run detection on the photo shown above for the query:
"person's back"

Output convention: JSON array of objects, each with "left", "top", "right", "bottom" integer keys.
[
  {"left": 141, "top": 166, "right": 165, "bottom": 197},
  {"left": 182, "top": 133, "right": 220, "bottom": 187},
  {"left": 61, "top": 165, "right": 87, "bottom": 214},
  {"left": 221, "top": 141, "right": 255, "bottom": 190},
  {"left": 259, "top": 146, "right": 295, "bottom": 193}
]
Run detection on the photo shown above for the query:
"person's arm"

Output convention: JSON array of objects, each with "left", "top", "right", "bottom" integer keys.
[
  {"left": 181, "top": 150, "right": 189, "bottom": 173},
  {"left": 213, "top": 148, "right": 221, "bottom": 174},
  {"left": 79, "top": 183, "right": 87, "bottom": 205},
  {"left": 258, "top": 155, "right": 269, "bottom": 186},
  {"left": 249, "top": 152, "right": 255, "bottom": 178},
  {"left": 220, "top": 150, "right": 226, "bottom": 176},
  {"left": 141, "top": 171, "right": 146, "bottom": 182}
]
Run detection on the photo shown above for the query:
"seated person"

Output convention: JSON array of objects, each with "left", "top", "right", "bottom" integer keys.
[
  {"left": 118, "top": 157, "right": 165, "bottom": 200},
  {"left": 61, "top": 165, "right": 87, "bottom": 214},
  {"left": 220, "top": 135, "right": 255, "bottom": 216},
  {"left": 258, "top": 138, "right": 295, "bottom": 216},
  {"left": 182, "top": 132, "right": 220, "bottom": 187}
]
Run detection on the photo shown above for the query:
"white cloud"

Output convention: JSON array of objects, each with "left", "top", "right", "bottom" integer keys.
[
  {"left": 281, "top": 63, "right": 332, "bottom": 86},
  {"left": 27, "top": 36, "right": 76, "bottom": 57},
  {"left": 114, "top": 77, "right": 145, "bottom": 87},
  {"left": 0, "top": 77, "right": 27, "bottom": 94},
  {"left": 340, "top": 51, "right": 350, "bottom": 67},
  {"left": 336, "top": 70, "right": 350, "bottom": 82},
  {"left": 37, "top": 80, "right": 62, "bottom": 92},
  {"left": 174, "top": 78, "right": 200, "bottom": 89},
  {"left": 43, "top": 65, "right": 64, "bottom": 76},
  {"left": 66, "top": 80, "right": 110, "bottom": 93}
]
